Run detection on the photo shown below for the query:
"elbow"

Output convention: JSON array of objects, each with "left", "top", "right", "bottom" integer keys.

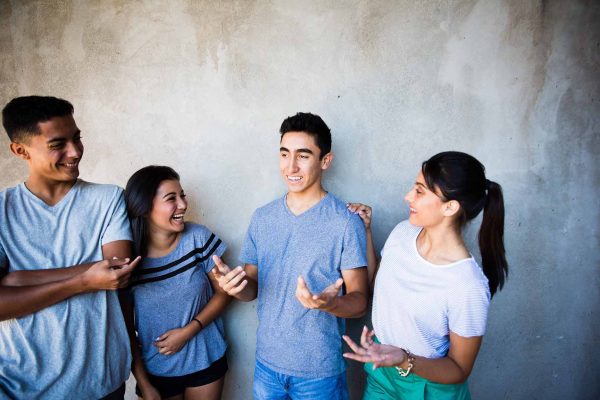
[
  {"left": 1, "top": 273, "right": 19, "bottom": 287},
  {"left": 348, "top": 295, "right": 369, "bottom": 318}
]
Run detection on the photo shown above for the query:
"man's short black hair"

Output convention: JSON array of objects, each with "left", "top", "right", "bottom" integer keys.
[
  {"left": 279, "top": 112, "right": 332, "bottom": 159},
  {"left": 2, "top": 96, "right": 74, "bottom": 143}
]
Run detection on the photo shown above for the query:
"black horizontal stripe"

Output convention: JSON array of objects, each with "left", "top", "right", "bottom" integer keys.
[
  {"left": 137, "top": 233, "right": 215, "bottom": 276},
  {"left": 131, "top": 239, "right": 222, "bottom": 286}
]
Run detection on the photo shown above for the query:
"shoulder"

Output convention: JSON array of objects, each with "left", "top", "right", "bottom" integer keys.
[
  {"left": 184, "top": 222, "right": 214, "bottom": 238},
  {"left": 449, "top": 258, "right": 490, "bottom": 297},
  {"left": 389, "top": 220, "right": 419, "bottom": 240},
  {"left": 77, "top": 180, "right": 124, "bottom": 200},
  {"left": 322, "top": 193, "right": 358, "bottom": 222},
  {"left": 0, "top": 184, "right": 20, "bottom": 203},
  {"left": 252, "top": 196, "right": 285, "bottom": 219}
]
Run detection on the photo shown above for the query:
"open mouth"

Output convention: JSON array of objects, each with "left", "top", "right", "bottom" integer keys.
[
  {"left": 172, "top": 213, "right": 185, "bottom": 222},
  {"left": 60, "top": 162, "right": 79, "bottom": 168},
  {"left": 287, "top": 176, "right": 302, "bottom": 182}
]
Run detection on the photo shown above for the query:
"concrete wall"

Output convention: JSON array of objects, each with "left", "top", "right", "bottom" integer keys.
[{"left": 1, "top": 1, "right": 598, "bottom": 399}]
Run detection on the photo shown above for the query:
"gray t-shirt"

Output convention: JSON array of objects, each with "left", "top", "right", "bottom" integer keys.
[
  {"left": 240, "top": 193, "right": 367, "bottom": 378},
  {"left": 128, "top": 223, "right": 227, "bottom": 377},
  {"left": 0, "top": 180, "right": 132, "bottom": 399}
]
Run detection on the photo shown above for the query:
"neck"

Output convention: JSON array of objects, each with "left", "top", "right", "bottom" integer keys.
[
  {"left": 24, "top": 176, "right": 77, "bottom": 206},
  {"left": 286, "top": 186, "right": 327, "bottom": 215},
  {"left": 417, "top": 222, "right": 469, "bottom": 264},
  {"left": 147, "top": 229, "right": 180, "bottom": 257}
]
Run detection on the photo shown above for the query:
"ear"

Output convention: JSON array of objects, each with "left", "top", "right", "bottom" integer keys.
[
  {"left": 9, "top": 142, "right": 30, "bottom": 161},
  {"left": 321, "top": 152, "right": 334, "bottom": 171},
  {"left": 442, "top": 200, "right": 461, "bottom": 217}
]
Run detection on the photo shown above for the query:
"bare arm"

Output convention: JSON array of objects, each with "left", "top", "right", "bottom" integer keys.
[
  {"left": 0, "top": 240, "right": 139, "bottom": 321},
  {"left": 343, "top": 327, "right": 483, "bottom": 384},
  {"left": 347, "top": 203, "right": 379, "bottom": 290},
  {"left": 295, "top": 267, "right": 369, "bottom": 318},
  {"left": 1, "top": 240, "right": 134, "bottom": 287},
  {"left": 120, "top": 295, "right": 161, "bottom": 400},
  {"left": 153, "top": 269, "right": 234, "bottom": 356},
  {"left": 211, "top": 255, "right": 258, "bottom": 302}
]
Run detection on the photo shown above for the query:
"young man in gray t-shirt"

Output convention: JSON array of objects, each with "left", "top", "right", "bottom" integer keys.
[
  {"left": 213, "top": 112, "right": 369, "bottom": 399},
  {"left": 0, "top": 96, "right": 140, "bottom": 399}
]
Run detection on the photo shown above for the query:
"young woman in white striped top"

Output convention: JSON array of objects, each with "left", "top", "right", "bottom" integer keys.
[{"left": 344, "top": 151, "right": 508, "bottom": 400}]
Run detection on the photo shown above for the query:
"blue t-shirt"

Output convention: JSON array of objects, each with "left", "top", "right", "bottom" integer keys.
[
  {"left": 128, "top": 223, "right": 227, "bottom": 377},
  {"left": 0, "top": 180, "right": 132, "bottom": 399},
  {"left": 240, "top": 193, "right": 367, "bottom": 378}
]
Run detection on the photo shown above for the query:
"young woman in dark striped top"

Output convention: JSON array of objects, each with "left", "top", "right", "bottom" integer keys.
[{"left": 123, "top": 166, "right": 231, "bottom": 400}]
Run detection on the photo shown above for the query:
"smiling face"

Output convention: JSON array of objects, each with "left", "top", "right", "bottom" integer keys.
[
  {"left": 10, "top": 115, "right": 83, "bottom": 184},
  {"left": 148, "top": 179, "right": 188, "bottom": 235},
  {"left": 404, "top": 170, "right": 458, "bottom": 228},
  {"left": 279, "top": 131, "right": 332, "bottom": 196}
]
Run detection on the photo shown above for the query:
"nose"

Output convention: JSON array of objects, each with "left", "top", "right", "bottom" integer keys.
[
  {"left": 177, "top": 196, "right": 188, "bottom": 210},
  {"left": 65, "top": 140, "right": 82, "bottom": 159},
  {"left": 287, "top": 156, "right": 299, "bottom": 173},
  {"left": 404, "top": 189, "right": 414, "bottom": 204}
]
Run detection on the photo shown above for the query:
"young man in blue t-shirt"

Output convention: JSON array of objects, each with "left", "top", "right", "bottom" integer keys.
[
  {"left": 213, "top": 112, "right": 369, "bottom": 399},
  {"left": 0, "top": 96, "right": 140, "bottom": 399}
]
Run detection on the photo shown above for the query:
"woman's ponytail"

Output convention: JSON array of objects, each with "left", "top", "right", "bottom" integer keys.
[
  {"left": 423, "top": 152, "right": 509, "bottom": 297},
  {"left": 478, "top": 180, "right": 508, "bottom": 297}
]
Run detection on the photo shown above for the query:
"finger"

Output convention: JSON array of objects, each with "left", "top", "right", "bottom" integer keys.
[
  {"left": 223, "top": 270, "right": 247, "bottom": 291},
  {"left": 107, "top": 258, "right": 129, "bottom": 268},
  {"left": 227, "top": 279, "right": 248, "bottom": 295},
  {"left": 360, "top": 326, "right": 372, "bottom": 348},
  {"left": 346, "top": 203, "right": 361, "bottom": 213},
  {"left": 212, "top": 255, "right": 230, "bottom": 274},
  {"left": 211, "top": 267, "right": 224, "bottom": 279},
  {"left": 333, "top": 278, "right": 344, "bottom": 291},
  {"left": 296, "top": 276, "right": 313, "bottom": 298},
  {"left": 223, "top": 266, "right": 244, "bottom": 283},
  {"left": 342, "top": 352, "right": 374, "bottom": 363},
  {"left": 342, "top": 335, "right": 367, "bottom": 355}
]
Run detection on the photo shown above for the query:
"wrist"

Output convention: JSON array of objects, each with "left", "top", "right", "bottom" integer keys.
[
  {"left": 395, "top": 348, "right": 415, "bottom": 376},
  {"left": 187, "top": 318, "right": 203, "bottom": 335}
]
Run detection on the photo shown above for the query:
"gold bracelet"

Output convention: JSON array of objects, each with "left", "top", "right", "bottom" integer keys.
[{"left": 395, "top": 348, "right": 415, "bottom": 377}]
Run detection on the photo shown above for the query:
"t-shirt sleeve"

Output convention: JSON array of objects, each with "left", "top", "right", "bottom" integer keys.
[
  {"left": 101, "top": 189, "right": 133, "bottom": 245},
  {"left": 195, "top": 225, "right": 227, "bottom": 273},
  {"left": 340, "top": 213, "right": 368, "bottom": 270},
  {"left": 447, "top": 279, "right": 490, "bottom": 337},
  {"left": 239, "top": 212, "right": 258, "bottom": 266}
]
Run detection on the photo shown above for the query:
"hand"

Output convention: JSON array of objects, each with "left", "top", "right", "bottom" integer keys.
[
  {"left": 295, "top": 276, "right": 343, "bottom": 311},
  {"left": 347, "top": 203, "right": 372, "bottom": 230},
  {"left": 82, "top": 256, "right": 141, "bottom": 290},
  {"left": 153, "top": 327, "right": 192, "bottom": 355},
  {"left": 343, "top": 326, "right": 408, "bottom": 369},
  {"left": 139, "top": 383, "right": 161, "bottom": 400},
  {"left": 211, "top": 255, "right": 248, "bottom": 296}
]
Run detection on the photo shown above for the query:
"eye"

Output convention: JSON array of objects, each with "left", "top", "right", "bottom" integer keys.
[
  {"left": 299, "top": 154, "right": 309, "bottom": 159},
  {"left": 181, "top": 193, "right": 187, "bottom": 199},
  {"left": 49, "top": 143, "right": 64, "bottom": 150},
  {"left": 74, "top": 135, "right": 82, "bottom": 142},
  {"left": 280, "top": 152, "right": 288, "bottom": 158}
]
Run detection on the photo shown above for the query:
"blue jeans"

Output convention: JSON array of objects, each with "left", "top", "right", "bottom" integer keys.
[{"left": 253, "top": 360, "right": 349, "bottom": 400}]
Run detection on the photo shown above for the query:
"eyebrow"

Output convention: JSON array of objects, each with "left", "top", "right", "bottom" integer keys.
[
  {"left": 162, "top": 192, "right": 177, "bottom": 199},
  {"left": 280, "top": 146, "right": 314, "bottom": 155},
  {"left": 415, "top": 182, "right": 427, "bottom": 188},
  {"left": 47, "top": 130, "right": 82, "bottom": 144}
]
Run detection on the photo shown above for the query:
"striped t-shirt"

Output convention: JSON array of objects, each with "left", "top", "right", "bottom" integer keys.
[
  {"left": 128, "top": 222, "right": 227, "bottom": 376},
  {"left": 372, "top": 220, "right": 490, "bottom": 359}
]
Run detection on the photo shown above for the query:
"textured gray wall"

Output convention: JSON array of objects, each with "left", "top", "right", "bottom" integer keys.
[{"left": 1, "top": 1, "right": 598, "bottom": 399}]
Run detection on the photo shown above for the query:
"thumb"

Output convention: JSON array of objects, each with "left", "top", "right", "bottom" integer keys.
[{"left": 333, "top": 278, "right": 344, "bottom": 291}]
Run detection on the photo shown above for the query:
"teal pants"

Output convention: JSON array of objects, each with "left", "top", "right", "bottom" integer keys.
[{"left": 363, "top": 362, "right": 471, "bottom": 400}]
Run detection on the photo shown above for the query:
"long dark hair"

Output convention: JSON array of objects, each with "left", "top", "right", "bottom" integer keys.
[
  {"left": 124, "top": 165, "right": 180, "bottom": 258},
  {"left": 422, "top": 151, "right": 508, "bottom": 296}
]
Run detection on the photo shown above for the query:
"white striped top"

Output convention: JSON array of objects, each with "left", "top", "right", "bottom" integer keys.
[{"left": 372, "top": 221, "right": 490, "bottom": 359}]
